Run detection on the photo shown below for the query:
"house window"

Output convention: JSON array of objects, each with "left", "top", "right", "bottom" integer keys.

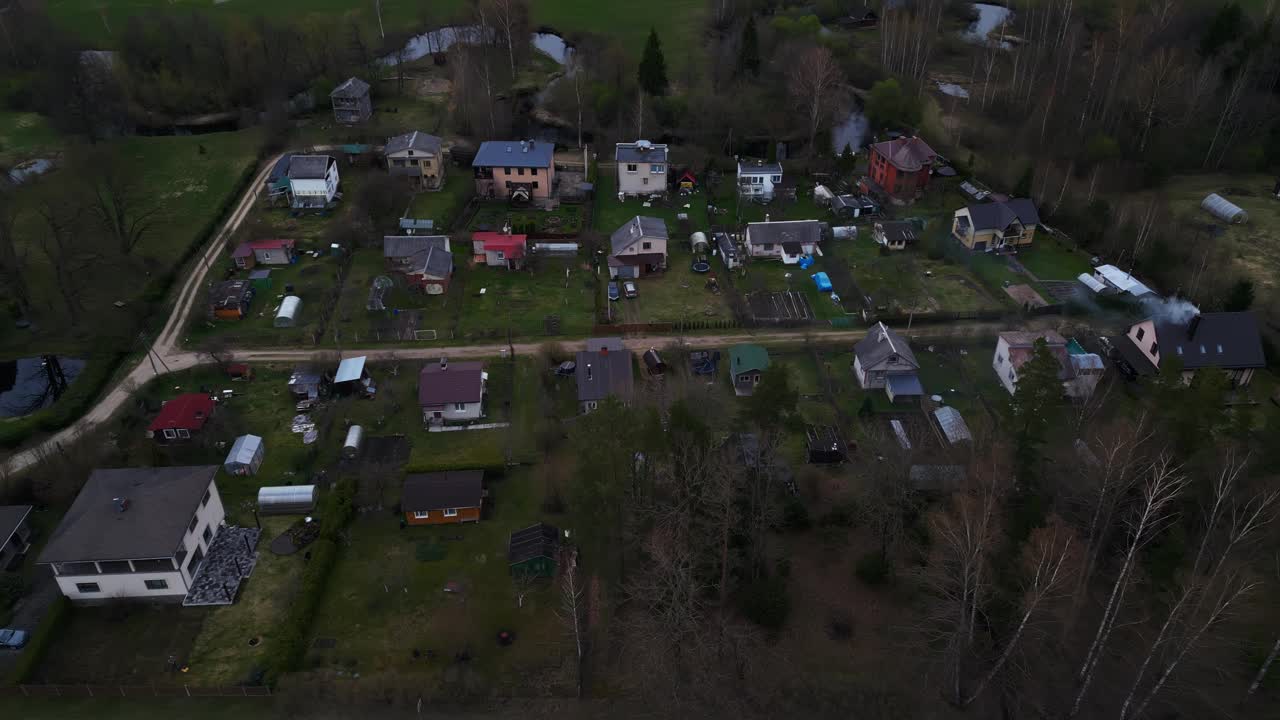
[
  {"left": 76, "top": 583, "right": 101, "bottom": 593},
  {"left": 202, "top": 525, "right": 213, "bottom": 543},
  {"left": 145, "top": 579, "right": 169, "bottom": 590},
  {"left": 177, "top": 429, "right": 190, "bottom": 439},
  {"left": 626, "top": 163, "right": 637, "bottom": 173},
  {"left": 1009, "top": 369, "right": 1016, "bottom": 381},
  {"left": 202, "top": 489, "right": 211, "bottom": 507},
  {"left": 532, "top": 181, "right": 539, "bottom": 189},
  {"left": 188, "top": 546, "right": 204, "bottom": 572},
  {"left": 163, "top": 429, "right": 177, "bottom": 439},
  {"left": 454, "top": 402, "right": 467, "bottom": 411},
  {"left": 652, "top": 164, "right": 665, "bottom": 173},
  {"left": 517, "top": 167, "right": 526, "bottom": 176},
  {"left": 586, "top": 401, "right": 598, "bottom": 410},
  {"left": 771, "top": 175, "right": 781, "bottom": 183},
  {"left": 1150, "top": 343, "right": 1158, "bottom": 357},
  {"left": 393, "top": 159, "right": 406, "bottom": 167},
  {"left": 763, "top": 243, "right": 774, "bottom": 251},
  {"left": 642, "top": 177, "right": 649, "bottom": 185},
  {"left": 1135, "top": 327, "right": 1145, "bottom": 341},
  {"left": 996, "top": 354, "right": 1004, "bottom": 365},
  {"left": 413, "top": 510, "right": 429, "bottom": 519},
  {"left": 642, "top": 242, "right": 652, "bottom": 250},
  {"left": 444, "top": 508, "right": 459, "bottom": 517},
  {"left": 407, "top": 150, "right": 414, "bottom": 156},
  {"left": 754, "top": 374, "right": 761, "bottom": 383},
  {"left": 1217, "top": 344, "right": 1223, "bottom": 354},
  {"left": 504, "top": 167, "right": 512, "bottom": 174},
  {"left": 189, "top": 514, "right": 200, "bottom": 534},
  {"left": 496, "top": 251, "right": 505, "bottom": 260}
]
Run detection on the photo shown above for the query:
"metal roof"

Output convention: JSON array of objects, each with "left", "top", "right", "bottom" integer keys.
[
  {"left": 963, "top": 198, "right": 1040, "bottom": 231},
  {"left": 385, "top": 130, "right": 442, "bottom": 156},
  {"left": 472, "top": 140, "right": 554, "bottom": 169},
  {"left": 334, "top": 356, "right": 368, "bottom": 383},
  {"left": 575, "top": 348, "right": 634, "bottom": 402},
  {"left": 932, "top": 406, "right": 972, "bottom": 444},
  {"left": 745, "top": 220, "right": 824, "bottom": 247},
  {"left": 330, "top": 76, "right": 370, "bottom": 98},
  {"left": 1077, "top": 272, "right": 1109, "bottom": 294},
  {"left": 854, "top": 322, "right": 919, "bottom": 369},
  {"left": 729, "top": 344, "right": 770, "bottom": 374},
  {"left": 887, "top": 373, "right": 924, "bottom": 397},
  {"left": 288, "top": 155, "right": 333, "bottom": 180},
  {"left": 615, "top": 141, "right": 668, "bottom": 164},
  {"left": 610, "top": 215, "right": 669, "bottom": 254},
  {"left": 737, "top": 159, "right": 782, "bottom": 175},
  {"left": 508, "top": 523, "right": 560, "bottom": 564},
  {"left": 225, "top": 434, "right": 263, "bottom": 466},
  {"left": 0, "top": 505, "right": 32, "bottom": 547},
  {"left": 1093, "top": 265, "right": 1155, "bottom": 297},
  {"left": 1152, "top": 312, "right": 1266, "bottom": 370},
  {"left": 419, "top": 361, "right": 485, "bottom": 405}
]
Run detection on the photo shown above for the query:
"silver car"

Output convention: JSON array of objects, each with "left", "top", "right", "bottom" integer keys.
[{"left": 0, "top": 628, "right": 29, "bottom": 650}]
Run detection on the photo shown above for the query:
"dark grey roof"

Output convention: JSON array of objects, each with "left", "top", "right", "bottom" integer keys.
[
  {"left": 508, "top": 523, "right": 560, "bottom": 564},
  {"left": 38, "top": 467, "right": 218, "bottom": 564},
  {"left": 615, "top": 141, "right": 668, "bottom": 164},
  {"left": 288, "top": 155, "right": 333, "bottom": 180},
  {"left": 472, "top": 140, "right": 554, "bottom": 169},
  {"left": 745, "top": 220, "right": 824, "bottom": 246},
  {"left": 586, "top": 337, "right": 625, "bottom": 352},
  {"left": 964, "top": 198, "right": 1040, "bottom": 231},
  {"left": 384, "top": 235, "right": 447, "bottom": 258},
  {"left": 854, "top": 322, "right": 920, "bottom": 369},
  {"left": 610, "top": 216, "right": 668, "bottom": 254},
  {"left": 1153, "top": 312, "right": 1265, "bottom": 370},
  {"left": 575, "top": 349, "right": 634, "bottom": 403},
  {"left": 0, "top": 505, "right": 32, "bottom": 546},
  {"left": 402, "top": 471, "right": 484, "bottom": 511},
  {"left": 876, "top": 221, "right": 918, "bottom": 244},
  {"left": 385, "top": 131, "right": 442, "bottom": 156},
  {"left": 330, "top": 76, "right": 370, "bottom": 98},
  {"left": 738, "top": 159, "right": 782, "bottom": 175}
]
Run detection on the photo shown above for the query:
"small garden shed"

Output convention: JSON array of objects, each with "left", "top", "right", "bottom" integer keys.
[
  {"left": 508, "top": 523, "right": 561, "bottom": 578},
  {"left": 223, "top": 434, "right": 265, "bottom": 476}
]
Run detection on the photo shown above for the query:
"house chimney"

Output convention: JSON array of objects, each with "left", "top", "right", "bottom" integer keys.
[
  {"left": 600, "top": 346, "right": 609, "bottom": 356},
  {"left": 1187, "top": 313, "right": 1202, "bottom": 340},
  {"left": 765, "top": 214, "right": 771, "bottom": 223},
  {"left": 586, "top": 363, "right": 593, "bottom": 381},
  {"left": 112, "top": 497, "right": 129, "bottom": 513},
  {"left": 439, "top": 357, "right": 448, "bottom": 371},
  {"left": 527, "top": 139, "right": 535, "bottom": 150}
]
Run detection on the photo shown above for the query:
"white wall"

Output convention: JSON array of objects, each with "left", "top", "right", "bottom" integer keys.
[
  {"left": 422, "top": 400, "right": 483, "bottom": 423},
  {"left": 617, "top": 159, "right": 666, "bottom": 195},
  {"left": 739, "top": 171, "right": 778, "bottom": 197},
  {"left": 55, "top": 570, "right": 188, "bottom": 600},
  {"left": 992, "top": 337, "right": 1018, "bottom": 396}
]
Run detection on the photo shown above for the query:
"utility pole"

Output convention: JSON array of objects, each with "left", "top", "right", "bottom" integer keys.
[{"left": 375, "top": 0, "right": 385, "bottom": 39}]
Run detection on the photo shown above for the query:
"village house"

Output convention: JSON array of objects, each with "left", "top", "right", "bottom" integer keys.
[
  {"left": 729, "top": 343, "right": 770, "bottom": 396},
  {"left": 576, "top": 340, "right": 634, "bottom": 413},
  {"left": 1119, "top": 311, "right": 1265, "bottom": 387},
  {"left": 872, "top": 221, "right": 919, "bottom": 251},
  {"left": 419, "top": 358, "right": 487, "bottom": 425},
  {"left": 383, "top": 235, "right": 453, "bottom": 294},
  {"left": 609, "top": 216, "right": 669, "bottom": 279},
  {"left": 853, "top": 322, "right": 924, "bottom": 403},
  {"left": 0, "top": 505, "right": 34, "bottom": 571},
  {"left": 471, "top": 231, "right": 528, "bottom": 269},
  {"left": 231, "top": 239, "right": 297, "bottom": 269},
  {"left": 992, "top": 330, "right": 1104, "bottom": 399},
  {"left": 952, "top": 198, "right": 1040, "bottom": 251},
  {"left": 384, "top": 131, "right": 446, "bottom": 190},
  {"left": 615, "top": 140, "right": 668, "bottom": 197},
  {"left": 737, "top": 158, "right": 783, "bottom": 200},
  {"left": 744, "top": 219, "right": 824, "bottom": 264},
  {"left": 207, "top": 279, "right": 254, "bottom": 321},
  {"left": 867, "top": 136, "right": 937, "bottom": 204},
  {"left": 401, "top": 471, "right": 484, "bottom": 525},
  {"left": 288, "top": 155, "right": 340, "bottom": 210},
  {"left": 330, "top": 77, "right": 372, "bottom": 124},
  {"left": 223, "top": 434, "right": 264, "bottom": 476},
  {"left": 472, "top": 140, "right": 555, "bottom": 200},
  {"left": 148, "top": 393, "right": 214, "bottom": 443},
  {"left": 508, "top": 523, "right": 561, "bottom": 578},
  {"left": 37, "top": 466, "right": 228, "bottom": 602}
]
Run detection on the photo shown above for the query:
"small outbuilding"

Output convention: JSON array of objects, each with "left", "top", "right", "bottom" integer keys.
[
  {"left": 248, "top": 269, "right": 273, "bottom": 291},
  {"left": 342, "top": 425, "right": 363, "bottom": 459},
  {"left": 508, "top": 523, "right": 561, "bottom": 578},
  {"left": 223, "top": 434, "right": 264, "bottom": 476},
  {"left": 690, "top": 231, "right": 709, "bottom": 253},
  {"left": 288, "top": 365, "right": 329, "bottom": 399},
  {"left": 334, "top": 356, "right": 375, "bottom": 397},
  {"left": 148, "top": 393, "right": 214, "bottom": 443},
  {"left": 274, "top": 296, "right": 301, "bottom": 328},
  {"left": 257, "top": 485, "right": 318, "bottom": 515},
  {"left": 1201, "top": 193, "right": 1248, "bottom": 224},
  {"left": 208, "top": 279, "right": 255, "bottom": 321},
  {"left": 932, "top": 406, "right": 972, "bottom": 445},
  {"left": 642, "top": 348, "right": 667, "bottom": 376}
]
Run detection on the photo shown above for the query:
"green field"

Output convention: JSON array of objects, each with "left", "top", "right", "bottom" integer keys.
[
  {"left": 0, "top": 111, "right": 60, "bottom": 166},
  {"left": 405, "top": 172, "right": 473, "bottom": 232}
]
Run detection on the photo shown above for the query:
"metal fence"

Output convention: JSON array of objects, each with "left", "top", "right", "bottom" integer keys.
[{"left": 0, "top": 684, "right": 271, "bottom": 698}]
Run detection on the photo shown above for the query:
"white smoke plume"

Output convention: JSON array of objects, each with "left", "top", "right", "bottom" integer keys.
[{"left": 1141, "top": 296, "right": 1200, "bottom": 325}]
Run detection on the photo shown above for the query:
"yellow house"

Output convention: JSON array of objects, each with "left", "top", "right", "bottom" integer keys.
[
  {"left": 952, "top": 198, "right": 1040, "bottom": 251},
  {"left": 384, "top": 131, "right": 446, "bottom": 190}
]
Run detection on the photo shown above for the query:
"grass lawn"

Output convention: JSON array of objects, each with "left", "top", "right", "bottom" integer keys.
[
  {"left": 593, "top": 170, "right": 696, "bottom": 234},
  {"left": 612, "top": 242, "right": 732, "bottom": 325},
  {"left": 0, "top": 111, "right": 60, "bottom": 166},
  {"left": 406, "top": 172, "right": 474, "bottom": 232},
  {"left": 467, "top": 202, "right": 586, "bottom": 235},
  {"left": 1017, "top": 234, "right": 1093, "bottom": 281},
  {"left": 914, "top": 342, "right": 1009, "bottom": 420},
  {"left": 0, "top": 698, "right": 276, "bottom": 719},
  {"left": 0, "top": 129, "right": 262, "bottom": 357},
  {"left": 32, "top": 604, "right": 210, "bottom": 683},
  {"left": 306, "top": 468, "right": 572, "bottom": 692},
  {"left": 184, "top": 516, "right": 307, "bottom": 686}
]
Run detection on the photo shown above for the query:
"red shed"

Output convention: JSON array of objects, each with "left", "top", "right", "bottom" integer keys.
[
  {"left": 147, "top": 393, "right": 215, "bottom": 443},
  {"left": 867, "top": 137, "right": 937, "bottom": 204},
  {"left": 471, "top": 232, "right": 528, "bottom": 270}
]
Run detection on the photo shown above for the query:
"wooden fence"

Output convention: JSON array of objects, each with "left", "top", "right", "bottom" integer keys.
[{"left": 0, "top": 684, "right": 271, "bottom": 698}]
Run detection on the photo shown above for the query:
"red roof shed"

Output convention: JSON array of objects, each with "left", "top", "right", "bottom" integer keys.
[{"left": 147, "top": 393, "right": 215, "bottom": 434}]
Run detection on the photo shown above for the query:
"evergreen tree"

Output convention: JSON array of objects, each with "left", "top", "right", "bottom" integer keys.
[
  {"left": 738, "top": 16, "right": 761, "bottom": 77},
  {"left": 1010, "top": 339, "right": 1063, "bottom": 478},
  {"left": 1014, "top": 166, "right": 1034, "bottom": 197},
  {"left": 1224, "top": 278, "right": 1255, "bottom": 311},
  {"left": 637, "top": 27, "right": 669, "bottom": 96}
]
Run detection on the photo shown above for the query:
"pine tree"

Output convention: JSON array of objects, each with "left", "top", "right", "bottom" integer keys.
[
  {"left": 738, "top": 16, "right": 761, "bottom": 76},
  {"left": 1010, "top": 339, "right": 1063, "bottom": 478},
  {"left": 638, "top": 27, "right": 669, "bottom": 96}
]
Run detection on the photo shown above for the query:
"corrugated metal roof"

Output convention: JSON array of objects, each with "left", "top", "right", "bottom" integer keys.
[
  {"left": 225, "top": 434, "right": 263, "bottom": 466},
  {"left": 335, "top": 356, "right": 367, "bottom": 383},
  {"left": 932, "top": 406, "right": 972, "bottom": 444}
]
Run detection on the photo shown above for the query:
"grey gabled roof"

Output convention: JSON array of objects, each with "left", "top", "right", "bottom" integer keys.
[
  {"left": 854, "top": 322, "right": 920, "bottom": 369},
  {"left": 1153, "top": 312, "right": 1266, "bottom": 370},
  {"left": 0, "top": 505, "right": 32, "bottom": 547},
  {"left": 225, "top": 434, "right": 263, "bottom": 466},
  {"left": 876, "top": 221, "right": 918, "bottom": 244},
  {"left": 288, "top": 155, "right": 333, "bottom": 180},
  {"left": 575, "top": 349, "right": 634, "bottom": 402},
  {"left": 472, "top": 140, "right": 554, "bottom": 169},
  {"left": 385, "top": 131, "right": 442, "bottom": 156},
  {"left": 384, "top": 235, "right": 446, "bottom": 258},
  {"left": 330, "top": 76, "right": 370, "bottom": 98},
  {"left": 964, "top": 198, "right": 1040, "bottom": 231},
  {"left": 738, "top": 159, "right": 782, "bottom": 175},
  {"left": 615, "top": 141, "right": 669, "bottom": 164},
  {"left": 402, "top": 471, "right": 484, "bottom": 512},
  {"left": 745, "top": 220, "right": 824, "bottom": 246},
  {"left": 610, "top": 216, "right": 669, "bottom": 254},
  {"left": 508, "top": 523, "right": 560, "bottom": 564},
  {"left": 38, "top": 467, "right": 218, "bottom": 564}
]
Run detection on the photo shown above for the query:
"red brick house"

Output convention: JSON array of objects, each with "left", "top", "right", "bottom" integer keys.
[
  {"left": 147, "top": 393, "right": 214, "bottom": 443},
  {"left": 867, "top": 137, "right": 937, "bottom": 204}
]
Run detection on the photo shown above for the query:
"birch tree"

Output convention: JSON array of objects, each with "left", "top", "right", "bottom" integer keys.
[
  {"left": 786, "top": 45, "right": 842, "bottom": 155},
  {"left": 558, "top": 552, "right": 585, "bottom": 693}
]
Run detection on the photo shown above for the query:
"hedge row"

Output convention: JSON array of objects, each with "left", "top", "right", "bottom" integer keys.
[
  {"left": 263, "top": 478, "right": 355, "bottom": 683},
  {"left": 5, "top": 594, "right": 70, "bottom": 685}
]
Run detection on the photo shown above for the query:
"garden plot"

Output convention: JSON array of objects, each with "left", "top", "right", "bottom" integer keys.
[{"left": 748, "top": 291, "right": 814, "bottom": 322}]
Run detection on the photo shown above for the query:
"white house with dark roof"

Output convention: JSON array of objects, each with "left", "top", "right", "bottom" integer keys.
[
  {"left": 419, "top": 358, "right": 487, "bottom": 424},
  {"left": 1121, "top": 311, "right": 1265, "bottom": 387},
  {"left": 288, "top": 155, "right": 340, "bottom": 209},
  {"left": 744, "top": 219, "right": 824, "bottom": 264},
  {"left": 609, "top": 216, "right": 668, "bottom": 279},
  {"left": 37, "top": 467, "right": 234, "bottom": 602},
  {"left": 737, "top": 158, "right": 783, "bottom": 200},
  {"left": 615, "top": 140, "right": 668, "bottom": 196},
  {"left": 853, "top": 322, "right": 923, "bottom": 403}
]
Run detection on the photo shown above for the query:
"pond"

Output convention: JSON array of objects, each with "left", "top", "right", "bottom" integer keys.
[
  {"left": 832, "top": 110, "right": 868, "bottom": 155},
  {"left": 0, "top": 356, "right": 85, "bottom": 418},
  {"left": 966, "top": 3, "right": 1013, "bottom": 45},
  {"left": 383, "top": 26, "right": 572, "bottom": 66}
]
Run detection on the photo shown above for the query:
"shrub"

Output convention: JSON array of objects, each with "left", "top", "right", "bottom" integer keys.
[
  {"left": 738, "top": 575, "right": 790, "bottom": 630},
  {"left": 781, "top": 497, "right": 811, "bottom": 531},
  {"left": 855, "top": 551, "right": 892, "bottom": 586}
]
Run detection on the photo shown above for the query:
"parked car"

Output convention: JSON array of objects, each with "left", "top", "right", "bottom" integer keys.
[
  {"left": 0, "top": 628, "right": 29, "bottom": 650},
  {"left": 623, "top": 281, "right": 638, "bottom": 298},
  {"left": 607, "top": 282, "right": 620, "bottom": 301}
]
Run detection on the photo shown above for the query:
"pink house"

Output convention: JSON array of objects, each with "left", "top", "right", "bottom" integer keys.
[{"left": 472, "top": 140, "right": 555, "bottom": 200}]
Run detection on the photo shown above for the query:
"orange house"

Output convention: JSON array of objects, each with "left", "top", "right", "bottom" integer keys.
[{"left": 401, "top": 471, "right": 484, "bottom": 526}]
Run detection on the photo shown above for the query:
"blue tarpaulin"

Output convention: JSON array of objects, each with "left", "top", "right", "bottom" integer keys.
[
  {"left": 797, "top": 255, "right": 815, "bottom": 270},
  {"left": 812, "top": 272, "right": 833, "bottom": 292}
]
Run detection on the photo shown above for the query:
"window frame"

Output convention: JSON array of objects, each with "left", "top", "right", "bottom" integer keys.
[
  {"left": 201, "top": 489, "right": 211, "bottom": 507},
  {"left": 145, "top": 579, "right": 169, "bottom": 591},
  {"left": 443, "top": 508, "right": 459, "bottom": 518},
  {"left": 202, "top": 525, "right": 213, "bottom": 543},
  {"left": 189, "top": 514, "right": 200, "bottom": 534},
  {"left": 163, "top": 429, "right": 177, "bottom": 439},
  {"left": 626, "top": 163, "right": 638, "bottom": 173},
  {"left": 177, "top": 429, "right": 190, "bottom": 439},
  {"left": 413, "top": 510, "right": 429, "bottom": 519},
  {"left": 75, "top": 582, "right": 101, "bottom": 594}
]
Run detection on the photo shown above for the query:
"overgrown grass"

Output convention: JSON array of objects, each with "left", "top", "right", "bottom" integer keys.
[
  {"left": 0, "top": 111, "right": 59, "bottom": 166},
  {"left": 406, "top": 172, "right": 474, "bottom": 232}
]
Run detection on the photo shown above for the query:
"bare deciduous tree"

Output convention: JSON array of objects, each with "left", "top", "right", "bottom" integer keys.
[
  {"left": 84, "top": 157, "right": 160, "bottom": 257},
  {"left": 786, "top": 45, "right": 842, "bottom": 155}
]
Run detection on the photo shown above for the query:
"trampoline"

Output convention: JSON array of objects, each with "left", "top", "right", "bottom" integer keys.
[{"left": 691, "top": 260, "right": 711, "bottom": 273}]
